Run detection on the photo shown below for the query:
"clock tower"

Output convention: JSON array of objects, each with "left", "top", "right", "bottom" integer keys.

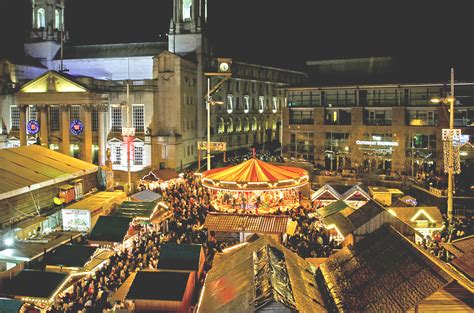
[{"left": 24, "top": 0, "right": 68, "bottom": 70}]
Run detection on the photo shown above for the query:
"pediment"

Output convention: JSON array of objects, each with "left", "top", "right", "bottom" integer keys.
[{"left": 18, "top": 71, "right": 88, "bottom": 94}]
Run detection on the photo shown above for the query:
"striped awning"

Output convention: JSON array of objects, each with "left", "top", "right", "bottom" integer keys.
[
  {"left": 203, "top": 213, "right": 290, "bottom": 234},
  {"left": 201, "top": 158, "right": 308, "bottom": 191}
]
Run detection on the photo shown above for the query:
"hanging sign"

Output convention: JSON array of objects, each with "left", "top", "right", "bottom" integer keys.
[
  {"left": 27, "top": 120, "right": 40, "bottom": 135},
  {"left": 70, "top": 119, "right": 84, "bottom": 135}
]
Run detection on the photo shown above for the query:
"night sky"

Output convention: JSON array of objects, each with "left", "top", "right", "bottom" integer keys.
[{"left": 1, "top": 0, "right": 473, "bottom": 79}]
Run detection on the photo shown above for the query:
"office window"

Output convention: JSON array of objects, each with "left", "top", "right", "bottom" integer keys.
[
  {"left": 55, "top": 9, "right": 61, "bottom": 29},
  {"left": 113, "top": 145, "right": 122, "bottom": 164},
  {"left": 132, "top": 105, "right": 145, "bottom": 132},
  {"left": 252, "top": 117, "right": 258, "bottom": 131},
  {"left": 134, "top": 146, "right": 143, "bottom": 165},
  {"left": 37, "top": 8, "right": 45, "bottom": 28},
  {"left": 28, "top": 105, "right": 37, "bottom": 121},
  {"left": 111, "top": 106, "right": 122, "bottom": 132},
  {"left": 70, "top": 105, "right": 80, "bottom": 121},
  {"left": 49, "top": 106, "right": 60, "bottom": 131},
  {"left": 272, "top": 97, "right": 278, "bottom": 113},
  {"left": 227, "top": 117, "right": 234, "bottom": 133},
  {"left": 10, "top": 106, "right": 20, "bottom": 131}
]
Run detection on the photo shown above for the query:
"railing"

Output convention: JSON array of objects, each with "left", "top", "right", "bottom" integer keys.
[
  {"left": 324, "top": 118, "right": 351, "bottom": 125},
  {"left": 363, "top": 119, "right": 392, "bottom": 126},
  {"left": 289, "top": 119, "right": 314, "bottom": 125}
]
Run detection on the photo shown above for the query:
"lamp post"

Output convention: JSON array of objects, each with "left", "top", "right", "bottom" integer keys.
[
  {"left": 431, "top": 68, "right": 456, "bottom": 222},
  {"left": 121, "top": 82, "right": 134, "bottom": 195}
]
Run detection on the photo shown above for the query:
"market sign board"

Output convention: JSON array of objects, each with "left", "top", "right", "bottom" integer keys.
[
  {"left": 197, "top": 141, "right": 227, "bottom": 151},
  {"left": 356, "top": 140, "right": 399, "bottom": 147},
  {"left": 62, "top": 209, "right": 91, "bottom": 232}
]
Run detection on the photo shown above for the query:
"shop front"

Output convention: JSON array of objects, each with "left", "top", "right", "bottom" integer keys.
[{"left": 355, "top": 136, "right": 399, "bottom": 173}]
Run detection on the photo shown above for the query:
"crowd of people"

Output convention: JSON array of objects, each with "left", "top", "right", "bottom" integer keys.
[
  {"left": 418, "top": 216, "right": 473, "bottom": 262},
  {"left": 227, "top": 149, "right": 284, "bottom": 165},
  {"left": 49, "top": 170, "right": 224, "bottom": 313}
]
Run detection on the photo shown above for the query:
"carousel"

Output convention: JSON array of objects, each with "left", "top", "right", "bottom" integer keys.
[{"left": 201, "top": 156, "right": 309, "bottom": 213}]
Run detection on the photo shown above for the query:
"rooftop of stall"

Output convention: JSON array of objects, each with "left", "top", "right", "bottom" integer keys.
[
  {"left": 157, "top": 244, "right": 205, "bottom": 279},
  {"left": 130, "top": 190, "right": 162, "bottom": 202},
  {"left": 88, "top": 216, "right": 133, "bottom": 245}
]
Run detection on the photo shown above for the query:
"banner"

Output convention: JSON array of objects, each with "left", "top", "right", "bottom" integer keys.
[
  {"left": 197, "top": 141, "right": 227, "bottom": 151},
  {"left": 62, "top": 209, "right": 91, "bottom": 232}
]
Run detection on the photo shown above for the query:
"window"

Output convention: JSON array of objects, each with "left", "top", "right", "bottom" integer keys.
[
  {"left": 235, "top": 117, "right": 242, "bottom": 132},
  {"left": 37, "top": 8, "right": 45, "bottom": 28},
  {"left": 218, "top": 117, "right": 225, "bottom": 134},
  {"left": 290, "top": 109, "right": 314, "bottom": 125},
  {"left": 226, "top": 94, "right": 233, "bottom": 114},
  {"left": 251, "top": 117, "right": 258, "bottom": 131},
  {"left": 55, "top": 9, "right": 60, "bottom": 30},
  {"left": 324, "top": 109, "right": 351, "bottom": 125},
  {"left": 182, "top": 0, "right": 192, "bottom": 20},
  {"left": 236, "top": 97, "right": 240, "bottom": 110},
  {"left": 132, "top": 105, "right": 145, "bottom": 132},
  {"left": 113, "top": 145, "right": 122, "bottom": 164},
  {"left": 70, "top": 105, "right": 80, "bottom": 121},
  {"left": 10, "top": 106, "right": 20, "bottom": 131},
  {"left": 244, "top": 95, "right": 250, "bottom": 113},
  {"left": 236, "top": 81, "right": 240, "bottom": 92},
  {"left": 28, "top": 105, "right": 37, "bottom": 121},
  {"left": 243, "top": 117, "right": 250, "bottom": 132},
  {"left": 134, "top": 146, "right": 143, "bottom": 165},
  {"left": 92, "top": 109, "right": 98, "bottom": 131},
  {"left": 272, "top": 97, "right": 278, "bottom": 113},
  {"left": 49, "top": 106, "right": 60, "bottom": 131},
  {"left": 187, "top": 146, "right": 191, "bottom": 157},
  {"left": 111, "top": 106, "right": 123, "bottom": 132},
  {"left": 258, "top": 96, "right": 265, "bottom": 113},
  {"left": 227, "top": 117, "right": 234, "bottom": 133}
]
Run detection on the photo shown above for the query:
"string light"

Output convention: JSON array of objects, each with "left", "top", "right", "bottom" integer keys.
[{"left": 442, "top": 129, "right": 461, "bottom": 174}]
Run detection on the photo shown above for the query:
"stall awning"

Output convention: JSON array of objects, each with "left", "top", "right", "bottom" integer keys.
[
  {"left": 203, "top": 213, "right": 290, "bottom": 234},
  {"left": 0, "top": 145, "right": 98, "bottom": 201},
  {"left": 126, "top": 271, "right": 191, "bottom": 301},
  {"left": 114, "top": 201, "right": 157, "bottom": 219},
  {"left": 45, "top": 245, "right": 97, "bottom": 268},
  {"left": 157, "top": 244, "right": 203, "bottom": 272},
  {"left": 7, "top": 270, "right": 69, "bottom": 300},
  {"left": 89, "top": 216, "right": 132, "bottom": 243}
]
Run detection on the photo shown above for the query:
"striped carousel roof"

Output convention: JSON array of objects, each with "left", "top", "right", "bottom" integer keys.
[{"left": 201, "top": 158, "right": 308, "bottom": 191}]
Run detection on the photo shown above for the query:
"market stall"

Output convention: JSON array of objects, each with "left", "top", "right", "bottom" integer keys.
[
  {"left": 139, "top": 168, "right": 182, "bottom": 190},
  {"left": 88, "top": 216, "right": 133, "bottom": 246},
  {"left": 201, "top": 157, "right": 309, "bottom": 213},
  {"left": 157, "top": 244, "right": 205, "bottom": 281}
]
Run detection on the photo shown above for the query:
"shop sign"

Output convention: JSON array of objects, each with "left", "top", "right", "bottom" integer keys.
[{"left": 356, "top": 140, "right": 398, "bottom": 147}]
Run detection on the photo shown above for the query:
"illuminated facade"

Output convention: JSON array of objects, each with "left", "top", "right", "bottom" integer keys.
[
  {"left": 283, "top": 82, "right": 474, "bottom": 174},
  {"left": 0, "top": 0, "right": 305, "bottom": 171}
]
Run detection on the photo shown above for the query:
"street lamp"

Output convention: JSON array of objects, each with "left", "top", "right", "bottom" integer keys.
[
  {"left": 430, "top": 68, "right": 456, "bottom": 222},
  {"left": 121, "top": 82, "right": 134, "bottom": 195}
]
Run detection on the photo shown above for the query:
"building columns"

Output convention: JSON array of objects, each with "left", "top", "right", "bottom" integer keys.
[
  {"left": 39, "top": 105, "right": 48, "bottom": 147},
  {"left": 81, "top": 105, "right": 93, "bottom": 163},
  {"left": 60, "top": 105, "right": 70, "bottom": 155},
  {"left": 97, "top": 104, "right": 108, "bottom": 165},
  {"left": 19, "top": 105, "right": 27, "bottom": 146}
]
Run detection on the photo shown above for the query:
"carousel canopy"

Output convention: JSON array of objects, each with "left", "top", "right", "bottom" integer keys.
[{"left": 201, "top": 158, "right": 308, "bottom": 191}]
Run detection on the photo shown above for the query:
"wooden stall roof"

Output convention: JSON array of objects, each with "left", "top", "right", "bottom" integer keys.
[
  {"left": 157, "top": 244, "right": 203, "bottom": 272},
  {"left": 442, "top": 236, "right": 474, "bottom": 281},
  {"left": 88, "top": 216, "right": 132, "bottom": 244},
  {"left": 312, "top": 184, "right": 342, "bottom": 201},
  {"left": 387, "top": 206, "right": 444, "bottom": 227},
  {"left": 197, "top": 235, "right": 326, "bottom": 313},
  {"left": 0, "top": 145, "right": 97, "bottom": 200},
  {"left": 317, "top": 200, "right": 352, "bottom": 219},
  {"left": 126, "top": 270, "right": 191, "bottom": 301},
  {"left": 318, "top": 225, "right": 454, "bottom": 312},
  {"left": 141, "top": 168, "right": 179, "bottom": 181},
  {"left": 130, "top": 190, "right": 162, "bottom": 202},
  {"left": 7, "top": 270, "right": 69, "bottom": 300},
  {"left": 203, "top": 213, "right": 289, "bottom": 234},
  {"left": 45, "top": 245, "right": 97, "bottom": 268},
  {"left": 65, "top": 191, "right": 126, "bottom": 211}
]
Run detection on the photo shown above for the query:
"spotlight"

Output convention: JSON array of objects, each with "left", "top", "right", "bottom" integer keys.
[{"left": 4, "top": 237, "right": 14, "bottom": 247}]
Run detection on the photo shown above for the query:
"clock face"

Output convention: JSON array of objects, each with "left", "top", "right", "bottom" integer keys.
[{"left": 219, "top": 62, "right": 229, "bottom": 72}]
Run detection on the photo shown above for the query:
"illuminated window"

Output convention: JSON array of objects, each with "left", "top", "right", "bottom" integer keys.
[
  {"left": 10, "top": 106, "right": 20, "bottom": 131},
  {"left": 272, "top": 119, "right": 277, "bottom": 130},
  {"left": 227, "top": 117, "right": 234, "bottom": 133},
  {"left": 183, "top": 0, "right": 192, "bottom": 20},
  {"left": 49, "top": 107, "right": 60, "bottom": 131},
  {"left": 226, "top": 94, "right": 233, "bottom": 114},
  {"left": 70, "top": 105, "right": 80, "bottom": 121},
  {"left": 55, "top": 9, "right": 60, "bottom": 30},
  {"left": 218, "top": 117, "right": 225, "bottom": 134},
  {"left": 28, "top": 105, "right": 37, "bottom": 121},
  {"left": 272, "top": 97, "right": 278, "bottom": 113},
  {"left": 37, "top": 8, "right": 45, "bottom": 28},
  {"left": 243, "top": 117, "right": 250, "bottom": 132},
  {"left": 134, "top": 146, "right": 143, "bottom": 165},
  {"left": 111, "top": 106, "right": 122, "bottom": 132},
  {"left": 132, "top": 104, "right": 145, "bottom": 132},
  {"left": 258, "top": 96, "right": 265, "bottom": 113},
  {"left": 244, "top": 95, "right": 250, "bottom": 113},
  {"left": 113, "top": 145, "right": 122, "bottom": 164},
  {"left": 251, "top": 117, "right": 258, "bottom": 131},
  {"left": 236, "top": 117, "right": 242, "bottom": 132}
]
